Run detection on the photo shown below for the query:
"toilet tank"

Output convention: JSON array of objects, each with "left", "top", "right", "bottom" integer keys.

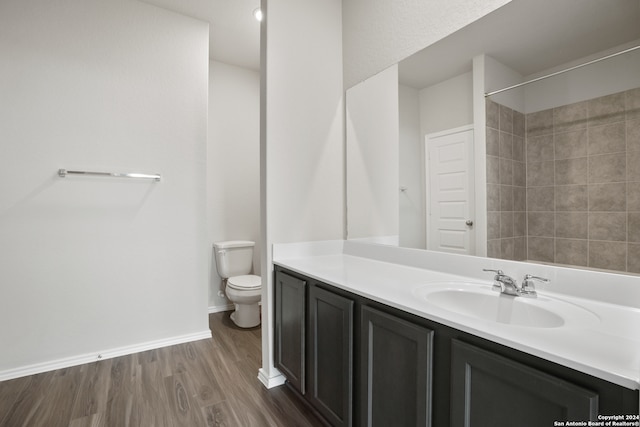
[{"left": 213, "top": 240, "right": 255, "bottom": 279}]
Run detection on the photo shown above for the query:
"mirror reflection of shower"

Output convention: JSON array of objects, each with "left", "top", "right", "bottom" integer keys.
[{"left": 484, "top": 42, "right": 640, "bottom": 274}]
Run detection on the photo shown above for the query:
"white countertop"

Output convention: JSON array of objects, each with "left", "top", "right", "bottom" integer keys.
[{"left": 273, "top": 241, "right": 640, "bottom": 391}]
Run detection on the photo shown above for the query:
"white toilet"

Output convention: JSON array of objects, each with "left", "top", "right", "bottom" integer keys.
[{"left": 213, "top": 240, "right": 262, "bottom": 328}]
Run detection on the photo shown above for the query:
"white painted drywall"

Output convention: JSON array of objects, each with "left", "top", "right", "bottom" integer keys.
[
  {"left": 348, "top": 71, "right": 473, "bottom": 248},
  {"left": 472, "top": 55, "right": 488, "bottom": 257},
  {"left": 0, "top": 0, "right": 209, "bottom": 377},
  {"left": 399, "top": 84, "right": 425, "bottom": 249},
  {"left": 207, "top": 60, "right": 260, "bottom": 311},
  {"left": 484, "top": 55, "right": 525, "bottom": 112},
  {"left": 346, "top": 65, "right": 399, "bottom": 241},
  {"left": 523, "top": 39, "right": 640, "bottom": 113},
  {"left": 259, "top": 0, "right": 344, "bottom": 387},
  {"left": 419, "top": 72, "right": 474, "bottom": 135},
  {"left": 342, "top": 0, "right": 512, "bottom": 89},
  {"left": 482, "top": 40, "right": 640, "bottom": 114}
]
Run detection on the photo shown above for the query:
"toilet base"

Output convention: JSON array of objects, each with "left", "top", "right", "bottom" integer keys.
[
  {"left": 224, "top": 278, "right": 261, "bottom": 328},
  {"left": 230, "top": 303, "right": 261, "bottom": 328}
]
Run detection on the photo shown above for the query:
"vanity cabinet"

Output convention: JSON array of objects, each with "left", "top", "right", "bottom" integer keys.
[
  {"left": 274, "top": 266, "right": 639, "bottom": 426},
  {"left": 360, "top": 305, "right": 433, "bottom": 426},
  {"left": 274, "top": 270, "right": 307, "bottom": 394},
  {"left": 308, "top": 285, "right": 354, "bottom": 427},
  {"left": 275, "top": 267, "right": 435, "bottom": 426},
  {"left": 450, "top": 339, "right": 597, "bottom": 426},
  {"left": 274, "top": 269, "right": 354, "bottom": 426}
]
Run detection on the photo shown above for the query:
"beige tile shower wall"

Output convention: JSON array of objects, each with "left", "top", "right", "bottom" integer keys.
[
  {"left": 486, "top": 99, "right": 527, "bottom": 261},
  {"left": 524, "top": 88, "right": 640, "bottom": 273}
]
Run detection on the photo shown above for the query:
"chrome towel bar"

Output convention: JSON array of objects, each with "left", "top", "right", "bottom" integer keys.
[{"left": 58, "top": 169, "right": 161, "bottom": 182}]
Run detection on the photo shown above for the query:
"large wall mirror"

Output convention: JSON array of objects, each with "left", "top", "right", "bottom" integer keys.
[{"left": 346, "top": 0, "right": 640, "bottom": 275}]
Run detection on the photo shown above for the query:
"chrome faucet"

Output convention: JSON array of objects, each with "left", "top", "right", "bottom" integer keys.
[
  {"left": 483, "top": 269, "right": 550, "bottom": 297},
  {"left": 483, "top": 269, "right": 520, "bottom": 296}
]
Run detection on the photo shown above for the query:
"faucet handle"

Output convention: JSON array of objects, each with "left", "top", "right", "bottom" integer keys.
[
  {"left": 483, "top": 268, "right": 504, "bottom": 276},
  {"left": 521, "top": 274, "right": 550, "bottom": 296}
]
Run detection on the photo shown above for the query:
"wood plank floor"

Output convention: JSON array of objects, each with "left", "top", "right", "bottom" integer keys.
[{"left": 0, "top": 312, "right": 324, "bottom": 427}]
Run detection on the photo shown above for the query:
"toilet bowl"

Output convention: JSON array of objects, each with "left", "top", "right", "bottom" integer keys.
[
  {"left": 226, "top": 274, "right": 261, "bottom": 328},
  {"left": 213, "top": 240, "right": 262, "bottom": 328}
]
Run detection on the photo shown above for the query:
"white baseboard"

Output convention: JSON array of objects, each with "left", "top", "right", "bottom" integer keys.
[
  {"left": 0, "top": 330, "right": 212, "bottom": 382},
  {"left": 258, "top": 367, "right": 286, "bottom": 389},
  {"left": 208, "top": 303, "right": 234, "bottom": 313}
]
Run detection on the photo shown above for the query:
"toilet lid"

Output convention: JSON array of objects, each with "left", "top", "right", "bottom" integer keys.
[{"left": 228, "top": 274, "right": 261, "bottom": 290}]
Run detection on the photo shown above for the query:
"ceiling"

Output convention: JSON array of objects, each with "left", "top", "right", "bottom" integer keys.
[
  {"left": 399, "top": 0, "right": 640, "bottom": 89},
  {"left": 141, "top": 0, "right": 261, "bottom": 70},
  {"left": 138, "top": 0, "right": 640, "bottom": 84}
]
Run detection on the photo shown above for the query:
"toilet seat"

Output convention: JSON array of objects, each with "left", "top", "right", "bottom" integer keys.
[{"left": 227, "top": 274, "right": 261, "bottom": 291}]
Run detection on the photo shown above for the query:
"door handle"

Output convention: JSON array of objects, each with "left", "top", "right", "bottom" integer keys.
[{"left": 465, "top": 220, "right": 474, "bottom": 227}]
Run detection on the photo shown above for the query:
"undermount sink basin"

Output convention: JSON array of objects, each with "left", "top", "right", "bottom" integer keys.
[{"left": 412, "top": 282, "right": 600, "bottom": 329}]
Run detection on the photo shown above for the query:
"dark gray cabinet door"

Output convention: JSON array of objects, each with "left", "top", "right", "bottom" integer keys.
[
  {"left": 308, "top": 285, "right": 354, "bottom": 427},
  {"left": 361, "top": 305, "right": 434, "bottom": 427},
  {"left": 274, "top": 271, "right": 307, "bottom": 394},
  {"left": 450, "top": 339, "right": 598, "bottom": 427}
]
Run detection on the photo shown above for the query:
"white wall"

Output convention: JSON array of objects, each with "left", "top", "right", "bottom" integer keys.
[
  {"left": 346, "top": 65, "right": 399, "bottom": 241},
  {"left": 419, "top": 72, "right": 474, "bottom": 135},
  {"left": 259, "top": 0, "right": 344, "bottom": 387},
  {"left": 482, "top": 40, "right": 640, "bottom": 114},
  {"left": 523, "top": 39, "right": 640, "bottom": 113},
  {"left": 399, "top": 84, "right": 425, "bottom": 249},
  {"left": 207, "top": 60, "right": 260, "bottom": 311},
  {"left": 472, "top": 55, "right": 488, "bottom": 256},
  {"left": 484, "top": 55, "right": 525, "bottom": 112},
  {"left": 351, "top": 71, "right": 473, "bottom": 249},
  {"left": 0, "top": 0, "right": 210, "bottom": 378},
  {"left": 342, "top": 0, "right": 512, "bottom": 89}
]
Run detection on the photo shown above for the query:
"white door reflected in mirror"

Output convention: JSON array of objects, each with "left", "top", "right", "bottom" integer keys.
[{"left": 426, "top": 127, "right": 474, "bottom": 255}]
